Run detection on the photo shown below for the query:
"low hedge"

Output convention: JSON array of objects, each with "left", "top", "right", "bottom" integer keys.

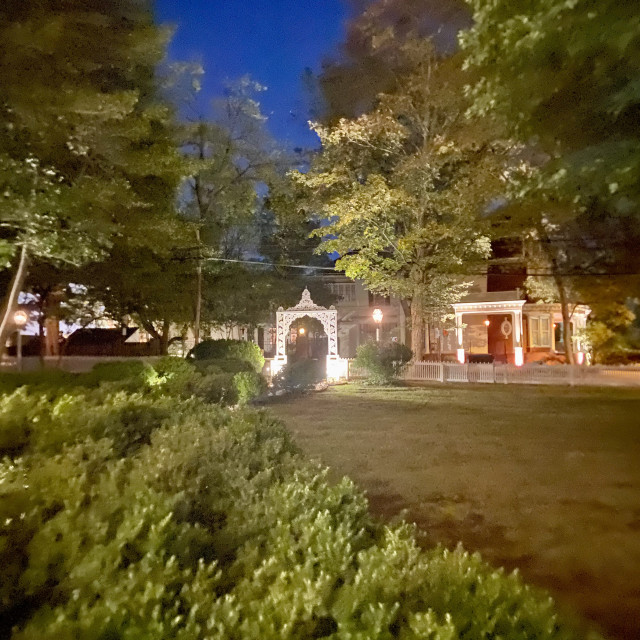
[
  {"left": 0, "top": 356, "right": 266, "bottom": 411},
  {"left": 0, "top": 375, "right": 593, "bottom": 639},
  {"left": 272, "top": 358, "right": 326, "bottom": 393}
]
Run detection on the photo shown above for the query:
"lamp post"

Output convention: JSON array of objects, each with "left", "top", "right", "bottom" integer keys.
[
  {"left": 372, "top": 308, "right": 383, "bottom": 342},
  {"left": 13, "top": 309, "right": 28, "bottom": 371}
]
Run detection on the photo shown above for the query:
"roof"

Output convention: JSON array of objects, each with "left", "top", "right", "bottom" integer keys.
[{"left": 66, "top": 327, "right": 138, "bottom": 346}]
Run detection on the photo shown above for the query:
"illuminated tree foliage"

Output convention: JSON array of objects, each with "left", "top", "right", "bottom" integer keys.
[{"left": 295, "top": 43, "right": 504, "bottom": 355}]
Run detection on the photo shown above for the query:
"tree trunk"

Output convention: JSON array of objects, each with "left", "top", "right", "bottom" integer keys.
[
  {"left": 0, "top": 243, "right": 29, "bottom": 359},
  {"left": 555, "top": 276, "right": 575, "bottom": 364},
  {"left": 194, "top": 260, "right": 202, "bottom": 345},
  {"left": 410, "top": 304, "right": 426, "bottom": 361},
  {"left": 44, "top": 316, "right": 60, "bottom": 356},
  {"left": 160, "top": 318, "right": 170, "bottom": 355}
]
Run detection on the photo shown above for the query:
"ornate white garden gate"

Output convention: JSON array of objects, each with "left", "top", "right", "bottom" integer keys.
[{"left": 272, "top": 288, "right": 347, "bottom": 380}]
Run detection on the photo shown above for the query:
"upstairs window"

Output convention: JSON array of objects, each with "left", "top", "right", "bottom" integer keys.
[
  {"left": 329, "top": 282, "right": 356, "bottom": 302},
  {"left": 368, "top": 291, "right": 390, "bottom": 306}
]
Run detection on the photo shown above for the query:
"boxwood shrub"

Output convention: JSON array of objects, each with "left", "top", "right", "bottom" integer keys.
[
  {"left": 188, "top": 339, "right": 265, "bottom": 372},
  {"left": 353, "top": 341, "right": 412, "bottom": 385},
  {"left": 0, "top": 375, "right": 594, "bottom": 640}
]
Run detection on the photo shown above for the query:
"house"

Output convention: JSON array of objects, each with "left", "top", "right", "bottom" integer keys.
[
  {"left": 258, "top": 265, "right": 589, "bottom": 366},
  {"left": 448, "top": 289, "right": 589, "bottom": 365},
  {"left": 64, "top": 327, "right": 159, "bottom": 356},
  {"left": 422, "top": 239, "right": 591, "bottom": 364}
]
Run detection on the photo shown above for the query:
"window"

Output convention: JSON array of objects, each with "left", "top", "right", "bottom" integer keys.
[
  {"left": 368, "top": 291, "right": 390, "bottom": 306},
  {"left": 554, "top": 321, "right": 574, "bottom": 353},
  {"left": 529, "top": 316, "right": 551, "bottom": 347},
  {"left": 328, "top": 282, "right": 356, "bottom": 302}
]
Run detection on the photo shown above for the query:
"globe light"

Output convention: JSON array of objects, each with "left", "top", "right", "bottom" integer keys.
[
  {"left": 372, "top": 308, "right": 383, "bottom": 342},
  {"left": 13, "top": 309, "right": 28, "bottom": 327}
]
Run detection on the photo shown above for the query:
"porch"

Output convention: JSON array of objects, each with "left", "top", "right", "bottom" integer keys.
[{"left": 451, "top": 291, "right": 590, "bottom": 365}]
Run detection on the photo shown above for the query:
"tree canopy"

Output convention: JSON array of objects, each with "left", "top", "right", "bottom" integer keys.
[
  {"left": 295, "top": 43, "right": 504, "bottom": 355},
  {"left": 0, "top": 0, "right": 187, "bottom": 351}
]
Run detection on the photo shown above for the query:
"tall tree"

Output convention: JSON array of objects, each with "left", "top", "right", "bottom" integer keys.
[
  {"left": 295, "top": 43, "right": 503, "bottom": 356},
  {"left": 180, "top": 78, "right": 289, "bottom": 342},
  {"left": 460, "top": 0, "right": 640, "bottom": 361},
  {"left": 317, "top": 0, "right": 471, "bottom": 121},
  {"left": 0, "top": 0, "right": 186, "bottom": 354}
]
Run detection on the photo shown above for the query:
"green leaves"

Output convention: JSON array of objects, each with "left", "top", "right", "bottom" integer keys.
[
  {"left": 0, "top": 375, "right": 592, "bottom": 639},
  {"left": 461, "top": 0, "right": 640, "bottom": 211},
  {"left": 297, "top": 47, "right": 496, "bottom": 327}
]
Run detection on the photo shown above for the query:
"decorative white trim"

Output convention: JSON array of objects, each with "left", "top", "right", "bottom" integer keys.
[
  {"left": 275, "top": 288, "right": 339, "bottom": 359},
  {"left": 452, "top": 299, "right": 527, "bottom": 314}
]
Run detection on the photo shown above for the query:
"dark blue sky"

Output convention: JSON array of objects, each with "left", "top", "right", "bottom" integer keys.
[{"left": 155, "top": 0, "right": 350, "bottom": 147}]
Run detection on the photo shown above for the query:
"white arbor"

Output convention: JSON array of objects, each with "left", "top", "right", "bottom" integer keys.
[{"left": 272, "top": 288, "right": 347, "bottom": 379}]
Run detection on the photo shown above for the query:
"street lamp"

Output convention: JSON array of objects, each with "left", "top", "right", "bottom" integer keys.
[
  {"left": 372, "top": 308, "right": 383, "bottom": 342},
  {"left": 13, "top": 309, "right": 28, "bottom": 371}
]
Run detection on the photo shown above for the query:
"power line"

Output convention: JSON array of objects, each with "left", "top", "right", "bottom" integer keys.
[
  {"left": 201, "top": 256, "right": 337, "bottom": 271},
  {"left": 198, "top": 256, "right": 640, "bottom": 277}
]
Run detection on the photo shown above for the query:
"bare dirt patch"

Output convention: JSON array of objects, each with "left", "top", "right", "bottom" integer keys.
[{"left": 269, "top": 384, "right": 640, "bottom": 640}]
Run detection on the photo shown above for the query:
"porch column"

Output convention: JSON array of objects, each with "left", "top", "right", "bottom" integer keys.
[
  {"left": 455, "top": 312, "right": 465, "bottom": 364},
  {"left": 574, "top": 314, "right": 586, "bottom": 364},
  {"left": 512, "top": 310, "right": 524, "bottom": 366}
]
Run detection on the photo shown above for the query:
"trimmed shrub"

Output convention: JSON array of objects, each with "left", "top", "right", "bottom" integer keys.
[
  {"left": 0, "top": 370, "right": 79, "bottom": 395},
  {"left": 272, "top": 358, "right": 325, "bottom": 393},
  {"left": 0, "top": 387, "right": 178, "bottom": 457},
  {"left": 195, "top": 357, "right": 255, "bottom": 376},
  {"left": 188, "top": 339, "right": 265, "bottom": 372},
  {"left": 151, "top": 355, "right": 195, "bottom": 380},
  {"left": 83, "top": 359, "right": 155, "bottom": 389},
  {"left": 354, "top": 341, "right": 412, "bottom": 385},
  {"left": 185, "top": 372, "right": 238, "bottom": 405},
  {"left": 234, "top": 370, "right": 267, "bottom": 404}
]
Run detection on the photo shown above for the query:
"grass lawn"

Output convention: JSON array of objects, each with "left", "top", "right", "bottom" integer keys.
[{"left": 269, "top": 383, "right": 640, "bottom": 640}]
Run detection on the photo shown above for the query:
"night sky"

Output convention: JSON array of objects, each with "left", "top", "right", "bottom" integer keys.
[{"left": 155, "top": 0, "right": 350, "bottom": 148}]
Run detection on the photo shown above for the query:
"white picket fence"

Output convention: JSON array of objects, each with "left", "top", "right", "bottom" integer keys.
[{"left": 348, "top": 360, "right": 640, "bottom": 387}]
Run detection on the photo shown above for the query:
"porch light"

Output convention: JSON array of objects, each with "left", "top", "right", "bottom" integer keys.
[{"left": 484, "top": 319, "right": 490, "bottom": 327}]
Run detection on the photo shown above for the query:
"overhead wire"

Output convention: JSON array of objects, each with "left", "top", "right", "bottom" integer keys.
[{"left": 194, "top": 256, "right": 640, "bottom": 277}]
